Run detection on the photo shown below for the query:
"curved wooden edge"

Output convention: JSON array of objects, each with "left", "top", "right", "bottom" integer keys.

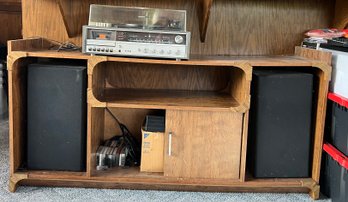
[
  {"left": 9, "top": 173, "right": 28, "bottom": 193},
  {"left": 311, "top": 62, "right": 332, "bottom": 81},
  {"left": 87, "top": 56, "right": 108, "bottom": 75},
  {"left": 7, "top": 52, "right": 29, "bottom": 71},
  {"left": 87, "top": 88, "right": 106, "bottom": 108},
  {"left": 294, "top": 46, "right": 332, "bottom": 80},
  {"left": 232, "top": 62, "right": 252, "bottom": 113},
  {"left": 236, "top": 62, "right": 253, "bottom": 81}
]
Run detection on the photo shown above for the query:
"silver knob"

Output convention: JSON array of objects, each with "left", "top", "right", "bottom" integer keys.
[{"left": 175, "top": 35, "right": 184, "bottom": 44}]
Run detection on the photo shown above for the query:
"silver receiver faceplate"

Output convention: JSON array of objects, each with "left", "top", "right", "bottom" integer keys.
[{"left": 82, "top": 26, "right": 191, "bottom": 60}]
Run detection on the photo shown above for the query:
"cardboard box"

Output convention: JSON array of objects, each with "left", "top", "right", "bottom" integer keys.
[{"left": 140, "top": 129, "right": 164, "bottom": 172}]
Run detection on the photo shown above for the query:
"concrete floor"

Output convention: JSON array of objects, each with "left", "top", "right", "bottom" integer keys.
[{"left": 0, "top": 119, "right": 331, "bottom": 202}]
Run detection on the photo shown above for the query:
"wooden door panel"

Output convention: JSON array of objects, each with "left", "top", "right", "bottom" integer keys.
[{"left": 164, "top": 110, "right": 243, "bottom": 179}]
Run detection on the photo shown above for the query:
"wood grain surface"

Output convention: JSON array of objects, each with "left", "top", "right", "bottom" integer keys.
[
  {"left": 103, "top": 108, "right": 159, "bottom": 141},
  {"left": 333, "top": 0, "right": 348, "bottom": 28},
  {"left": 8, "top": 57, "right": 37, "bottom": 174},
  {"left": 294, "top": 47, "right": 332, "bottom": 183},
  {"left": 6, "top": 39, "right": 330, "bottom": 200},
  {"left": 197, "top": 0, "right": 213, "bottom": 42},
  {"left": 102, "top": 89, "right": 240, "bottom": 111},
  {"left": 295, "top": 46, "right": 332, "bottom": 66},
  {"left": 90, "top": 60, "right": 250, "bottom": 112},
  {"left": 88, "top": 107, "right": 105, "bottom": 177},
  {"left": 0, "top": 0, "right": 22, "bottom": 44},
  {"left": 104, "top": 62, "right": 230, "bottom": 91},
  {"left": 21, "top": 0, "right": 335, "bottom": 55},
  {"left": 164, "top": 110, "right": 243, "bottom": 179},
  {"left": 5, "top": 38, "right": 324, "bottom": 67},
  {"left": 17, "top": 175, "right": 316, "bottom": 193}
]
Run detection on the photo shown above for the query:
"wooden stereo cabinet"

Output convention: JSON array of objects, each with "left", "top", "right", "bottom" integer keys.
[
  {"left": 7, "top": 0, "right": 343, "bottom": 199},
  {"left": 7, "top": 38, "right": 331, "bottom": 199}
]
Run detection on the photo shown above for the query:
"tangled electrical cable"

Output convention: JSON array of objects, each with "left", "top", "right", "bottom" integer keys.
[
  {"left": 106, "top": 108, "right": 141, "bottom": 166},
  {"left": 24, "top": 37, "right": 81, "bottom": 52},
  {"left": 48, "top": 40, "right": 81, "bottom": 52}
]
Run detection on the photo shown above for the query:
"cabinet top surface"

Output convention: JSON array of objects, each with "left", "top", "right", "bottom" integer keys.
[{"left": 9, "top": 49, "right": 317, "bottom": 67}]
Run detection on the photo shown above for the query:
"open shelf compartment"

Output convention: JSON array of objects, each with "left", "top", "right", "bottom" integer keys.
[
  {"left": 90, "top": 61, "right": 251, "bottom": 112},
  {"left": 8, "top": 56, "right": 88, "bottom": 178}
]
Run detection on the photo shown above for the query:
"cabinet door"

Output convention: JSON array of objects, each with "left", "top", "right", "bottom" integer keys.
[{"left": 164, "top": 110, "right": 243, "bottom": 179}]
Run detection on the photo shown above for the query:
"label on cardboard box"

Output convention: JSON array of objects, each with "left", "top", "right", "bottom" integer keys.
[{"left": 140, "top": 129, "right": 164, "bottom": 172}]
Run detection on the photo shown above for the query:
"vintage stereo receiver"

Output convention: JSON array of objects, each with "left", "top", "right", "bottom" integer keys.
[
  {"left": 82, "top": 26, "right": 190, "bottom": 59},
  {"left": 82, "top": 5, "right": 191, "bottom": 59}
]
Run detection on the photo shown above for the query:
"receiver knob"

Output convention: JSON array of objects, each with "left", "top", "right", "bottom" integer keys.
[{"left": 175, "top": 35, "right": 184, "bottom": 44}]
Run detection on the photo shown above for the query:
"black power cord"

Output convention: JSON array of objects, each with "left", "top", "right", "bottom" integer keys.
[
  {"left": 48, "top": 40, "right": 81, "bottom": 52},
  {"left": 25, "top": 37, "right": 81, "bottom": 52}
]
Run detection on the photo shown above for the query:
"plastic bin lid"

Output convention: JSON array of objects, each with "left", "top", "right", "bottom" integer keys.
[
  {"left": 323, "top": 143, "right": 348, "bottom": 170},
  {"left": 328, "top": 92, "right": 348, "bottom": 109}
]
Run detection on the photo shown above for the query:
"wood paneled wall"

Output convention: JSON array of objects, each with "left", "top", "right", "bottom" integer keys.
[
  {"left": 334, "top": 0, "right": 348, "bottom": 29},
  {"left": 0, "top": 0, "right": 22, "bottom": 45},
  {"left": 22, "top": 0, "right": 335, "bottom": 56}
]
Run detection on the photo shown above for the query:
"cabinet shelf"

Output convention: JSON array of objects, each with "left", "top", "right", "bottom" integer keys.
[
  {"left": 90, "top": 59, "right": 251, "bottom": 112},
  {"left": 93, "top": 88, "right": 242, "bottom": 111}
]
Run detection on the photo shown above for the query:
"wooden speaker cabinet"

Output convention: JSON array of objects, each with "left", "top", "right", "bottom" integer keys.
[{"left": 7, "top": 38, "right": 331, "bottom": 200}]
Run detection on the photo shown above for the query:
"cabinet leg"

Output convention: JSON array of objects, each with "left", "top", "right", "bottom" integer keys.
[
  {"left": 9, "top": 178, "right": 18, "bottom": 193},
  {"left": 9, "top": 174, "right": 28, "bottom": 192},
  {"left": 309, "top": 184, "right": 320, "bottom": 200}
]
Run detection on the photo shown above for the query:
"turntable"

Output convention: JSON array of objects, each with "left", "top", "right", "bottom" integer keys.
[{"left": 82, "top": 5, "right": 191, "bottom": 60}]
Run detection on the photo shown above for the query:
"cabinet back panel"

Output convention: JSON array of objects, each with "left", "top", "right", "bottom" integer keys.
[
  {"left": 22, "top": 0, "right": 334, "bottom": 55},
  {"left": 104, "top": 108, "right": 162, "bottom": 142},
  {"left": 103, "top": 62, "right": 230, "bottom": 91}
]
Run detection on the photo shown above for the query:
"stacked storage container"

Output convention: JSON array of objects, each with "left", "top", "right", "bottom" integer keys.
[
  {"left": 320, "top": 94, "right": 348, "bottom": 202},
  {"left": 320, "top": 48, "right": 348, "bottom": 202}
]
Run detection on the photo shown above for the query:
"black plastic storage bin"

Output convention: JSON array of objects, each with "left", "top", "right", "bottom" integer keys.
[
  {"left": 248, "top": 70, "right": 314, "bottom": 178},
  {"left": 327, "top": 93, "right": 348, "bottom": 156},
  {"left": 321, "top": 143, "right": 348, "bottom": 202}
]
